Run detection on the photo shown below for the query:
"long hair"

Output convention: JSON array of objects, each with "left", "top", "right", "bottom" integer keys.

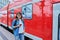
[{"left": 16, "top": 12, "right": 22, "bottom": 20}]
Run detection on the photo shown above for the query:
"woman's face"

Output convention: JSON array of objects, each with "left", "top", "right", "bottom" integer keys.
[{"left": 17, "top": 14, "right": 21, "bottom": 19}]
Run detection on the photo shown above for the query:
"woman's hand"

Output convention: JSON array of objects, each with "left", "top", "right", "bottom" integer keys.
[
  {"left": 18, "top": 24, "right": 22, "bottom": 27},
  {"left": 14, "top": 25, "right": 20, "bottom": 28},
  {"left": 17, "top": 24, "right": 22, "bottom": 27}
]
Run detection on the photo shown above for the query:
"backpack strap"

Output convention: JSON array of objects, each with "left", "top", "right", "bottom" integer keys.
[{"left": 14, "top": 19, "right": 17, "bottom": 26}]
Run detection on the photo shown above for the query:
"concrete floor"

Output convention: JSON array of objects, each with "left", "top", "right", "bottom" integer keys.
[
  {"left": 0, "top": 25, "right": 42, "bottom": 40},
  {"left": 0, "top": 26, "right": 15, "bottom": 40}
]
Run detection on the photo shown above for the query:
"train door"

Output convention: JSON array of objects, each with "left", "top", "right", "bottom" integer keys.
[
  {"left": 53, "top": 3, "right": 60, "bottom": 40},
  {"left": 58, "top": 14, "right": 60, "bottom": 40}
]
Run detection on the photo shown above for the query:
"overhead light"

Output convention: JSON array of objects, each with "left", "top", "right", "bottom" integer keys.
[
  {"left": 9, "top": 0, "right": 14, "bottom": 3},
  {"left": 9, "top": 0, "right": 13, "bottom": 2},
  {"left": 32, "top": 0, "right": 40, "bottom": 3},
  {"left": 9, "top": 0, "right": 18, "bottom": 2}
]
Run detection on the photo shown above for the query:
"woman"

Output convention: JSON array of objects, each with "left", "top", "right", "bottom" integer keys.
[{"left": 12, "top": 12, "right": 24, "bottom": 40}]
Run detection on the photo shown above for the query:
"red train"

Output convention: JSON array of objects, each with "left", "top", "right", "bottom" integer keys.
[{"left": 0, "top": 0, "right": 60, "bottom": 40}]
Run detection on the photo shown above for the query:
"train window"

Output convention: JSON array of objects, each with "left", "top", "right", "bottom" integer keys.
[
  {"left": 22, "top": 3, "right": 32, "bottom": 19},
  {"left": 10, "top": 9, "right": 14, "bottom": 18}
]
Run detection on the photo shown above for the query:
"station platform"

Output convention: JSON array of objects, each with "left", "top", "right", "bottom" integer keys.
[
  {"left": 0, "top": 24, "right": 42, "bottom": 40},
  {"left": 0, "top": 26, "right": 15, "bottom": 40}
]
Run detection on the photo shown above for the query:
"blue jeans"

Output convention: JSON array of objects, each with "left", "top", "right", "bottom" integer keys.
[{"left": 15, "top": 33, "right": 24, "bottom": 40}]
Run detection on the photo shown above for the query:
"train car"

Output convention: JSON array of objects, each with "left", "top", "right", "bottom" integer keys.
[{"left": 0, "top": 0, "right": 60, "bottom": 40}]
